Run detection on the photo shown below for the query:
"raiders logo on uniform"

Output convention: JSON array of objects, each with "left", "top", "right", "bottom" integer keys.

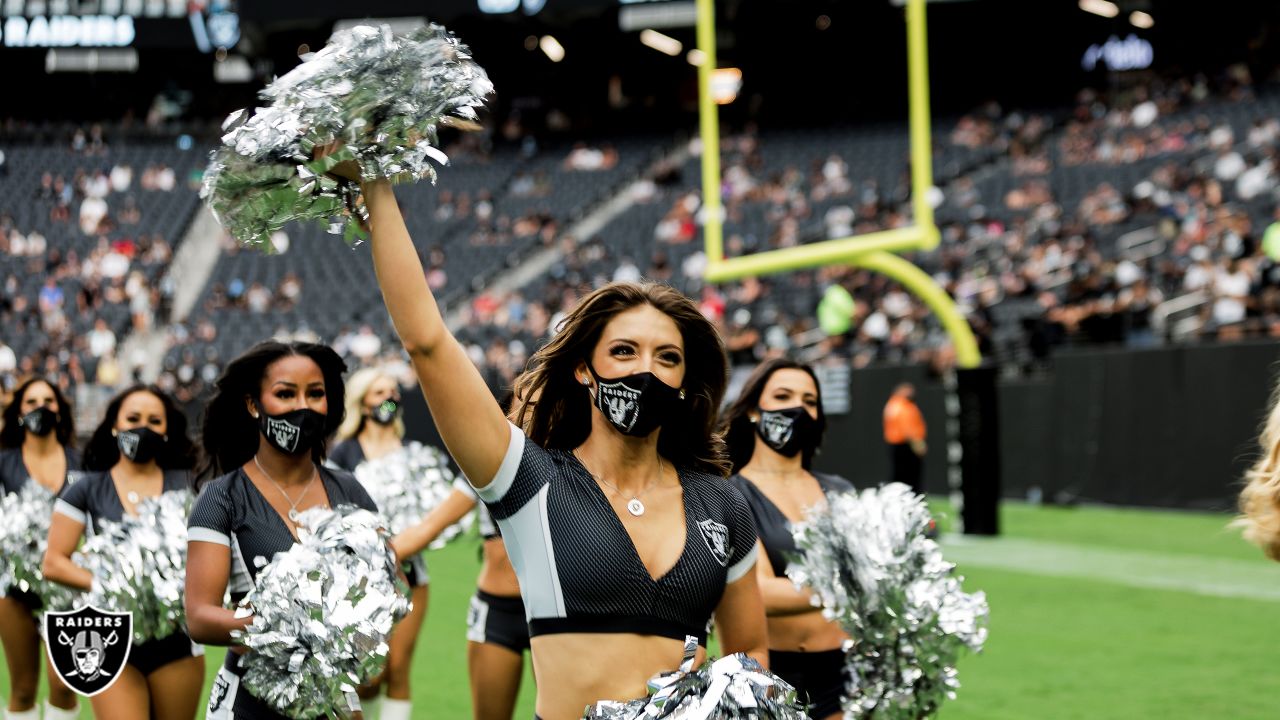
[
  {"left": 597, "top": 381, "right": 641, "bottom": 432},
  {"left": 44, "top": 606, "right": 132, "bottom": 697},
  {"left": 208, "top": 672, "right": 231, "bottom": 713},
  {"left": 265, "top": 417, "right": 301, "bottom": 453},
  {"left": 697, "top": 519, "right": 731, "bottom": 567}
]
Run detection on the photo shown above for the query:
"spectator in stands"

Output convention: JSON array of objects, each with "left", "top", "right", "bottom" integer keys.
[
  {"left": 87, "top": 318, "right": 117, "bottom": 359},
  {"left": 245, "top": 282, "right": 272, "bottom": 314},
  {"left": 349, "top": 325, "right": 383, "bottom": 364},
  {"left": 78, "top": 194, "right": 108, "bottom": 235}
]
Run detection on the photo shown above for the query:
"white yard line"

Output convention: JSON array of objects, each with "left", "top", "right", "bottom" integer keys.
[{"left": 940, "top": 535, "right": 1280, "bottom": 601}]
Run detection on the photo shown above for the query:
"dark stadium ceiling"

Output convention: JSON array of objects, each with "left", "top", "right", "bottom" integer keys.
[{"left": 2, "top": 0, "right": 1279, "bottom": 128}]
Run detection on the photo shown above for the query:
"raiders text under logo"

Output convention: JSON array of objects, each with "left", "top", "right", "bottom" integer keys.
[
  {"left": 760, "top": 413, "right": 794, "bottom": 447},
  {"left": 44, "top": 606, "right": 132, "bottom": 697},
  {"left": 266, "top": 417, "right": 301, "bottom": 453},
  {"left": 698, "top": 519, "right": 731, "bottom": 567},
  {"left": 598, "top": 381, "right": 641, "bottom": 432}
]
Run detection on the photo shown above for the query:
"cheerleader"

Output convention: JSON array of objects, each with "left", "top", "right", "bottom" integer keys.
[
  {"left": 329, "top": 368, "right": 434, "bottom": 720},
  {"left": 719, "top": 359, "right": 854, "bottom": 720},
  {"left": 394, "top": 391, "right": 529, "bottom": 720},
  {"left": 1238, "top": 380, "right": 1280, "bottom": 559},
  {"left": 351, "top": 166, "right": 766, "bottom": 720},
  {"left": 184, "top": 341, "right": 379, "bottom": 719},
  {"left": 0, "top": 377, "right": 80, "bottom": 720},
  {"left": 41, "top": 384, "right": 204, "bottom": 720}
]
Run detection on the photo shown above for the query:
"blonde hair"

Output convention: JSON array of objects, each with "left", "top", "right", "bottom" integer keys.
[
  {"left": 337, "top": 367, "right": 405, "bottom": 441},
  {"left": 1236, "top": 380, "right": 1280, "bottom": 560}
]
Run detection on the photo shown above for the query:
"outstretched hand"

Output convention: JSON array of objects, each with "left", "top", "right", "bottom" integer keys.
[{"left": 313, "top": 141, "right": 363, "bottom": 183}]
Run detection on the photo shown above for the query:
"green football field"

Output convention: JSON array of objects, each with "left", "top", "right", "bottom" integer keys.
[{"left": 5, "top": 500, "right": 1279, "bottom": 719}]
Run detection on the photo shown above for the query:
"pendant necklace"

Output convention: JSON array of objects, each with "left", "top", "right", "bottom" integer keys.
[
  {"left": 576, "top": 452, "right": 663, "bottom": 517},
  {"left": 255, "top": 456, "right": 318, "bottom": 522}
]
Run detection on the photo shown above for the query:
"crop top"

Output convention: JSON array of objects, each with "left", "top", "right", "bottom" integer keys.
[
  {"left": 187, "top": 467, "right": 377, "bottom": 604},
  {"left": 0, "top": 447, "right": 82, "bottom": 496},
  {"left": 54, "top": 469, "right": 191, "bottom": 535},
  {"left": 474, "top": 422, "right": 759, "bottom": 646},
  {"left": 729, "top": 472, "right": 854, "bottom": 576}
]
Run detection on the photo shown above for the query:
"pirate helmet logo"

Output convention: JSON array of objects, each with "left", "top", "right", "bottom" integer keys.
[
  {"left": 44, "top": 606, "right": 132, "bottom": 697},
  {"left": 598, "top": 381, "right": 640, "bottom": 432},
  {"left": 698, "top": 519, "right": 731, "bottom": 567},
  {"left": 117, "top": 431, "right": 140, "bottom": 460},
  {"left": 760, "top": 413, "right": 794, "bottom": 447},
  {"left": 266, "top": 417, "right": 300, "bottom": 453}
]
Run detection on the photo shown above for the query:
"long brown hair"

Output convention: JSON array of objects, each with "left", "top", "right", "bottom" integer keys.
[
  {"left": 512, "top": 281, "right": 731, "bottom": 476},
  {"left": 0, "top": 376, "right": 76, "bottom": 449}
]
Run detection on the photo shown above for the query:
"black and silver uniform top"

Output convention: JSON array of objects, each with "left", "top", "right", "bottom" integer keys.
[
  {"left": 475, "top": 422, "right": 759, "bottom": 646},
  {"left": 729, "top": 472, "right": 854, "bottom": 576},
  {"left": 54, "top": 470, "right": 191, "bottom": 535},
  {"left": 187, "top": 467, "right": 377, "bottom": 605},
  {"left": 0, "top": 447, "right": 82, "bottom": 496},
  {"left": 327, "top": 437, "right": 371, "bottom": 472}
]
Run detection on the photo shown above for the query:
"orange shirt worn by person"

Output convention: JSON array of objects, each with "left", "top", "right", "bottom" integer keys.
[{"left": 883, "top": 394, "right": 926, "bottom": 445}]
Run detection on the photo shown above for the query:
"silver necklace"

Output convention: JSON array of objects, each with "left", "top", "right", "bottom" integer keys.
[
  {"left": 576, "top": 452, "right": 663, "bottom": 517},
  {"left": 254, "top": 456, "right": 318, "bottom": 522}
]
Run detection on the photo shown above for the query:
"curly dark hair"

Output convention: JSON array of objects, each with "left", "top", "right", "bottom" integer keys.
[
  {"left": 717, "top": 357, "right": 827, "bottom": 473},
  {"left": 512, "top": 281, "right": 731, "bottom": 476},
  {"left": 0, "top": 377, "right": 76, "bottom": 449},
  {"left": 82, "top": 385, "right": 197, "bottom": 472},
  {"left": 196, "top": 341, "right": 348, "bottom": 486}
]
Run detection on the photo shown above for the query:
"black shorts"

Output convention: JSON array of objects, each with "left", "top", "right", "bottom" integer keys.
[
  {"left": 402, "top": 553, "right": 429, "bottom": 588},
  {"left": 127, "top": 630, "right": 203, "bottom": 676},
  {"left": 3, "top": 585, "right": 42, "bottom": 612},
  {"left": 466, "top": 589, "right": 529, "bottom": 654},
  {"left": 770, "top": 648, "right": 847, "bottom": 719}
]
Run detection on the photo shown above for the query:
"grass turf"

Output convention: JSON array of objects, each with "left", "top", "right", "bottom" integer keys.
[{"left": 3, "top": 501, "right": 1276, "bottom": 718}]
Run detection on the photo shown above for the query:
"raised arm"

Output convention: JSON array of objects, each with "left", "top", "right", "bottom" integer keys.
[
  {"left": 391, "top": 486, "right": 478, "bottom": 560},
  {"left": 362, "top": 179, "right": 511, "bottom": 488},
  {"left": 42, "top": 513, "right": 93, "bottom": 591},
  {"left": 184, "top": 541, "right": 252, "bottom": 646}
]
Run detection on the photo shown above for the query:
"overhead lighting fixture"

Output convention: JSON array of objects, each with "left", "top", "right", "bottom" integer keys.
[
  {"left": 1078, "top": 0, "right": 1119, "bottom": 18},
  {"left": 686, "top": 48, "right": 707, "bottom": 67},
  {"left": 539, "top": 35, "right": 564, "bottom": 62},
  {"left": 1129, "top": 11, "right": 1154, "bottom": 29},
  {"left": 640, "top": 29, "right": 682, "bottom": 57}
]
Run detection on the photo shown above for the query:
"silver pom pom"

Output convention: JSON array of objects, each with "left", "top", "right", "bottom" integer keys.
[
  {"left": 231, "top": 505, "right": 411, "bottom": 719},
  {"left": 73, "top": 490, "right": 193, "bottom": 643},
  {"left": 584, "top": 636, "right": 809, "bottom": 719},
  {"left": 354, "top": 442, "right": 471, "bottom": 545},
  {"left": 787, "top": 483, "right": 989, "bottom": 719},
  {"left": 0, "top": 482, "right": 80, "bottom": 612},
  {"left": 201, "top": 22, "right": 493, "bottom": 250}
]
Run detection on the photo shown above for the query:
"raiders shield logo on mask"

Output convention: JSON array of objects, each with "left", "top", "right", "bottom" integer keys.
[
  {"left": 698, "top": 519, "right": 731, "bottom": 567},
  {"left": 266, "top": 417, "right": 300, "bottom": 454},
  {"left": 760, "top": 413, "right": 794, "bottom": 447},
  {"left": 598, "top": 381, "right": 641, "bottom": 433},
  {"left": 117, "top": 431, "right": 140, "bottom": 460},
  {"left": 44, "top": 606, "right": 132, "bottom": 697}
]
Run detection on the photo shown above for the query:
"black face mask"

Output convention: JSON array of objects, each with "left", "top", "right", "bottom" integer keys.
[
  {"left": 258, "top": 408, "right": 328, "bottom": 456},
  {"left": 19, "top": 407, "right": 58, "bottom": 437},
  {"left": 587, "top": 364, "right": 684, "bottom": 437},
  {"left": 369, "top": 398, "right": 401, "bottom": 426},
  {"left": 755, "top": 406, "right": 819, "bottom": 458},
  {"left": 116, "top": 427, "right": 166, "bottom": 464}
]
